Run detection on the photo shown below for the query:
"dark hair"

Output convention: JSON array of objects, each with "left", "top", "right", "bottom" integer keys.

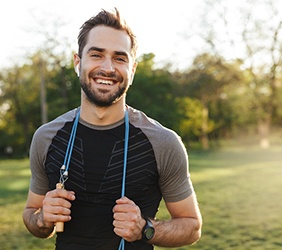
[{"left": 77, "top": 8, "right": 138, "bottom": 58}]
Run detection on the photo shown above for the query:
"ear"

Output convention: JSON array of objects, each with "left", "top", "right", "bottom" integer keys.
[
  {"left": 129, "top": 61, "right": 138, "bottom": 85},
  {"left": 73, "top": 53, "right": 80, "bottom": 77},
  {"left": 75, "top": 65, "right": 80, "bottom": 77}
]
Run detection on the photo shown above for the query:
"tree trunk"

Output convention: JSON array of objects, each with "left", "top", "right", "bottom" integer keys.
[
  {"left": 40, "top": 59, "right": 48, "bottom": 124},
  {"left": 258, "top": 115, "right": 271, "bottom": 149}
]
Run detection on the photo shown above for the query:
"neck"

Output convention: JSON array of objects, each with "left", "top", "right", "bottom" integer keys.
[{"left": 80, "top": 100, "right": 126, "bottom": 126}]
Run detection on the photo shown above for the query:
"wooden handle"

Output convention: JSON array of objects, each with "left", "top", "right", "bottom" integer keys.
[{"left": 55, "top": 183, "right": 64, "bottom": 232}]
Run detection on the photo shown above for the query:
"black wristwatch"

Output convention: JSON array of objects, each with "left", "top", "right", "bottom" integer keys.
[{"left": 142, "top": 217, "right": 155, "bottom": 241}]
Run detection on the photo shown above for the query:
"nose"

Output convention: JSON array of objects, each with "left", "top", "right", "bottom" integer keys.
[{"left": 100, "top": 58, "right": 115, "bottom": 73}]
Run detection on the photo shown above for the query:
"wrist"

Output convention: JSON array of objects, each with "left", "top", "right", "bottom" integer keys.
[{"left": 35, "top": 209, "right": 54, "bottom": 230}]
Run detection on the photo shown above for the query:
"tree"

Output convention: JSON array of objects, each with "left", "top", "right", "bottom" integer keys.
[
  {"left": 176, "top": 54, "right": 244, "bottom": 149},
  {"left": 0, "top": 62, "right": 41, "bottom": 156},
  {"left": 197, "top": 0, "right": 282, "bottom": 148},
  {"left": 127, "top": 53, "right": 180, "bottom": 131},
  {"left": 175, "top": 97, "right": 214, "bottom": 147},
  {"left": 0, "top": 48, "right": 78, "bottom": 157}
]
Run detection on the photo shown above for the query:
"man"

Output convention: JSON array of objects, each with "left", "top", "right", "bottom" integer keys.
[{"left": 23, "top": 8, "right": 202, "bottom": 250}]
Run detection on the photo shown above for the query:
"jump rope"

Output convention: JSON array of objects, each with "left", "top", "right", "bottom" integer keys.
[{"left": 56, "top": 108, "right": 129, "bottom": 250}]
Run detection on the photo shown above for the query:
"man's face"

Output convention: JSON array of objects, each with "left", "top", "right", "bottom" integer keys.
[{"left": 76, "top": 26, "right": 137, "bottom": 107}]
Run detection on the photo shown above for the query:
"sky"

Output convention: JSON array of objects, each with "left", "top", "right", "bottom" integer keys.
[{"left": 0, "top": 0, "right": 203, "bottom": 70}]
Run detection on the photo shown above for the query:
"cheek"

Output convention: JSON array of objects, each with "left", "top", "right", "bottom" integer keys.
[{"left": 81, "top": 65, "right": 99, "bottom": 80}]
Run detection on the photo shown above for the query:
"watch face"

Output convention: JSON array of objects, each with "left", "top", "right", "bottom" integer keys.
[{"left": 145, "top": 227, "right": 155, "bottom": 240}]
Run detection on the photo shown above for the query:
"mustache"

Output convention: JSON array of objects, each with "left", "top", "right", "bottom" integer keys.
[{"left": 90, "top": 71, "right": 123, "bottom": 82}]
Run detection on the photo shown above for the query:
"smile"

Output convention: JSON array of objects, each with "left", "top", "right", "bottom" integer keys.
[{"left": 96, "top": 78, "right": 116, "bottom": 85}]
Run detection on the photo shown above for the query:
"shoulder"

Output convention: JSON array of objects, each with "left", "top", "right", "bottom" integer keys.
[
  {"left": 30, "top": 108, "right": 79, "bottom": 159},
  {"left": 33, "top": 108, "right": 78, "bottom": 140}
]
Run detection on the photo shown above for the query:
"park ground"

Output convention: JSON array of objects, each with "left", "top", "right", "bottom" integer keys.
[{"left": 0, "top": 137, "right": 281, "bottom": 250}]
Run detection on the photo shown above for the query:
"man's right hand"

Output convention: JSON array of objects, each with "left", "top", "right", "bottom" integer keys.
[
  {"left": 40, "top": 188, "right": 76, "bottom": 227},
  {"left": 23, "top": 188, "right": 76, "bottom": 238}
]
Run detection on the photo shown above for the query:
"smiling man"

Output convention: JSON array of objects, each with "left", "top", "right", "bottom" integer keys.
[{"left": 23, "top": 8, "right": 202, "bottom": 250}]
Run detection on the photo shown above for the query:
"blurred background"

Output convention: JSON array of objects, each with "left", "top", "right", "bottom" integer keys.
[
  {"left": 0, "top": 1, "right": 282, "bottom": 249},
  {"left": 1, "top": 0, "right": 282, "bottom": 155}
]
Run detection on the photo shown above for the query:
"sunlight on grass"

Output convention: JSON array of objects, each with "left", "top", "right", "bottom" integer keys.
[
  {"left": 156, "top": 146, "right": 282, "bottom": 250},
  {"left": 192, "top": 167, "right": 236, "bottom": 182},
  {"left": 5, "top": 179, "right": 30, "bottom": 191}
]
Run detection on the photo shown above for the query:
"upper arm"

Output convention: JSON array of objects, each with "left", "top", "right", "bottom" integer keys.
[{"left": 165, "top": 193, "right": 202, "bottom": 224}]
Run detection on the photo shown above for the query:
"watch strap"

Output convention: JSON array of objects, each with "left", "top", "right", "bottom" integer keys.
[{"left": 141, "top": 217, "right": 155, "bottom": 241}]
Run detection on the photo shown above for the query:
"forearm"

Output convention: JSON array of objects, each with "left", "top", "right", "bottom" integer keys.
[
  {"left": 23, "top": 208, "right": 55, "bottom": 239},
  {"left": 150, "top": 217, "right": 201, "bottom": 247}
]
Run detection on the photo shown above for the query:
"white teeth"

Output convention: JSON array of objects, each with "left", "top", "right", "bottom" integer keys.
[{"left": 96, "top": 79, "right": 114, "bottom": 85}]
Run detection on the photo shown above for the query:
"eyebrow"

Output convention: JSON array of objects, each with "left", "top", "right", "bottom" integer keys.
[
  {"left": 87, "top": 46, "right": 130, "bottom": 59},
  {"left": 87, "top": 46, "right": 104, "bottom": 54}
]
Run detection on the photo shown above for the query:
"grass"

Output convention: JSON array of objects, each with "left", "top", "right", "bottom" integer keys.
[
  {"left": 156, "top": 145, "right": 282, "bottom": 250},
  {"left": 0, "top": 159, "right": 55, "bottom": 250},
  {"left": 1, "top": 144, "right": 282, "bottom": 250}
]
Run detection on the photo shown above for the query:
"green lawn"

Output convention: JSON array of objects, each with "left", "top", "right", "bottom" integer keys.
[{"left": 0, "top": 145, "right": 281, "bottom": 250}]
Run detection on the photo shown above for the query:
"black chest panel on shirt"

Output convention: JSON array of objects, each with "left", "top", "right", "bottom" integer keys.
[{"left": 45, "top": 120, "right": 160, "bottom": 249}]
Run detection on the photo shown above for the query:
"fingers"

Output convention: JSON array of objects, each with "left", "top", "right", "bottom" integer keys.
[
  {"left": 113, "top": 196, "right": 144, "bottom": 242},
  {"left": 46, "top": 189, "right": 75, "bottom": 201},
  {"left": 115, "top": 196, "right": 135, "bottom": 204},
  {"left": 42, "top": 189, "right": 75, "bottom": 224}
]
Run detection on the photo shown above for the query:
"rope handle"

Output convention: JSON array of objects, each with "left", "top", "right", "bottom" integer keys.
[{"left": 55, "top": 183, "right": 65, "bottom": 232}]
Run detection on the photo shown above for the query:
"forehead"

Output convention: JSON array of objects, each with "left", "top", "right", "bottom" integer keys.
[{"left": 83, "top": 25, "right": 132, "bottom": 55}]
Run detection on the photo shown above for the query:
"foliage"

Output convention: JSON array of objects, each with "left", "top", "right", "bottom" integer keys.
[
  {"left": 127, "top": 53, "right": 180, "bottom": 131},
  {"left": 47, "top": 62, "right": 81, "bottom": 121},
  {"left": 0, "top": 50, "right": 80, "bottom": 157},
  {"left": 199, "top": 0, "right": 282, "bottom": 148},
  {"left": 1, "top": 47, "right": 282, "bottom": 154},
  {"left": 2, "top": 2, "right": 282, "bottom": 154},
  {"left": 175, "top": 54, "right": 245, "bottom": 148},
  {"left": 175, "top": 97, "right": 215, "bottom": 142},
  {"left": 0, "top": 63, "right": 41, "bottom": 156},
  {"left": 181, "top": 54, "right": 242, "bottom": 102}
]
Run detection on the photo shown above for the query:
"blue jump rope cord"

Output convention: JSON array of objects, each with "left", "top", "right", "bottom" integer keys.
[
  {"left": 118, "top": 109, "right": 129, "bottom": 250},
  {"left": 63, "top": 109, "right": 80, "bottom": 171}
]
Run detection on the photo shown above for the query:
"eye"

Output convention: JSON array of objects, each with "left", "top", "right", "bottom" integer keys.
[
  {"left": 117, "top": 57, "right": 125, "bottom": 62},
  {"left": 90, "top": 53, "right": 101, "bottom": 58},
  {"left": 115, "top": 57, "right": 127, "bottom": 63}
]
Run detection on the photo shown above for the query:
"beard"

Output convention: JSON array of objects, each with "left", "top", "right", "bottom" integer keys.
[{"left": 80, "top": 70, "right": 130, "bottom": 107}]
